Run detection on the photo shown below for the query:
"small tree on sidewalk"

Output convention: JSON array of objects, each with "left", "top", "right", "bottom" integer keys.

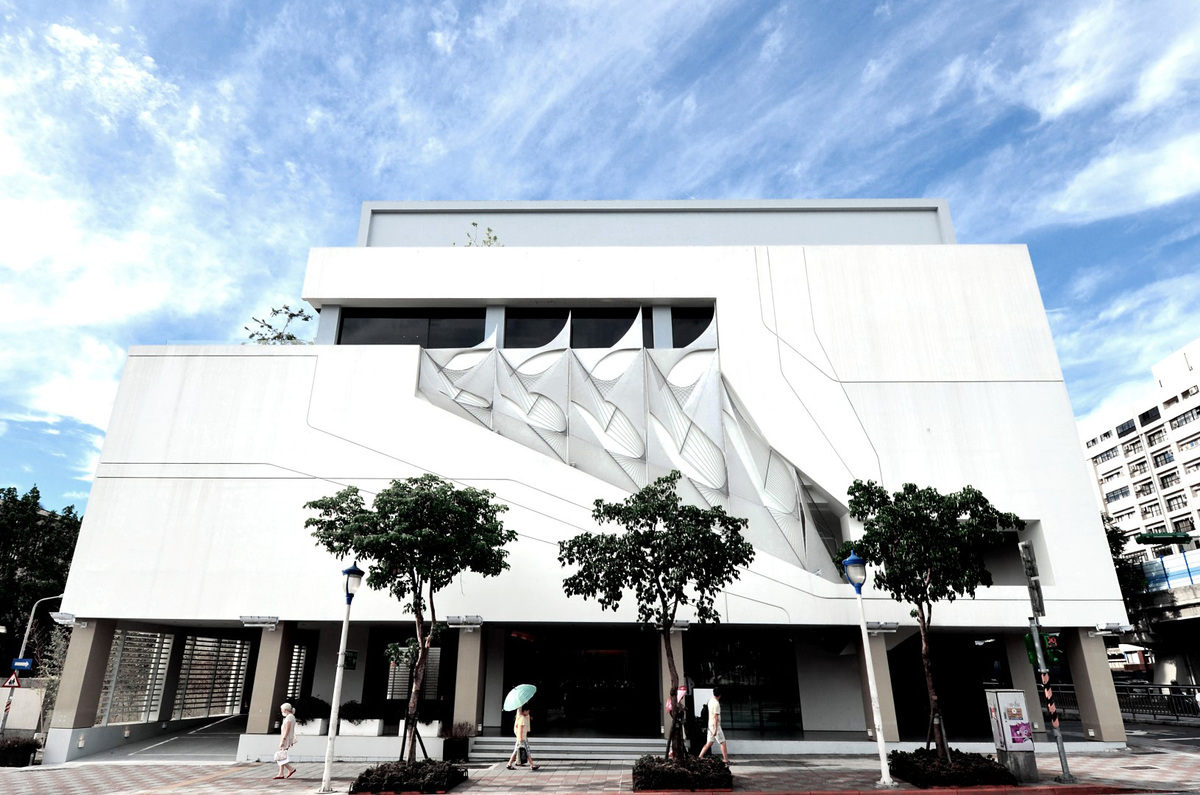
[
  {"left": 557, "top": 471, "right": 755, "bottom": 759},
  {"left": 306, "top": 475, "right": 515, "bottom": 763},
  {"left": 836, "top": 479, "right": 1021, "bottom": 761}
]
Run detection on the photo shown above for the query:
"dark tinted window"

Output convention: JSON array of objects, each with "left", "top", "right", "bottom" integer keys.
[
  {"left": 1117, "top": 419, "right": 1137, "bottom": 438},
  {"left": 338, "top": 308, "right": 485, "bottom": 347},
  {"left": 671, "top": 306, "right": 715, "bottom": 348},
  {"left": 1139, "top": 406, "right": 1161, "bottom": 426},
  {"left": 642, "top": 310, "right": 654, "bottom": 348},
  {"left": 505, "top": 308, "right": 569, "bottom": 348},
  {"left": 570, "top": 307, "right": 639, "bottom": 348}
]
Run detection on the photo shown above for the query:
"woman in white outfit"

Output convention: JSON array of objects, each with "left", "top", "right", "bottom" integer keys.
[{"left": 274, "top": 702, "right": 298, "bottom": 779}]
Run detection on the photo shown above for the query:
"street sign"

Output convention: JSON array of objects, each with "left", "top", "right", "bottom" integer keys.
[
  {"left": 2, "top": 672, "right": 19, "bottom": 689},
  {"left": 11, "top": 658, "right": 32, "bottom": 671}
]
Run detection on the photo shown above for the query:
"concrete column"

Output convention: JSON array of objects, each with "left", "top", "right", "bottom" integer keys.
[
  {"left": 49, "top": 619, "right": 117, "bottom": 730},
  {"left": 246, "top": 622, "right": 296, "bottom": 735},
  {"left": 658, "top": 630, "right": 685, "bottom": 739},
  {"left": 451, "top": 628, "right": 487, "bottom": 733},
  {"left": 652, "top": 306, "right": 672, "bottom": 349},
  {"left": 1004, "top": 633, "right": 1048, "bottom": 741},
  {"left": 1061, "top": 627, "right": 1126, "bottom": 742},
  {"left": 156, "top": 630, "right": 190, "bottom": 723},
  {"left": 314, "top": 305, "right": 341, "bottom": 344},
  {"left": 485, "top": 306, "right": 505, "bottom": 347},
  {"left": 856, "top": 633, "right": 899, "bottom": 742}
]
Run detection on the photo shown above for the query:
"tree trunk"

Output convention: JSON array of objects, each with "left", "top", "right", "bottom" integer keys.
[
  {"left": 916, "top": 605, "right": 949, "bottom": 760},
  {"left": 403, "top": 611, "right": 429, "bottom": 763},
  {"left": 662, "top": 627, "right": 685, "bottom": 760}
]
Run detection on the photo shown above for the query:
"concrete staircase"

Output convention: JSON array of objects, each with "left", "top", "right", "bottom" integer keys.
[{"left": 468, "top": 735, "right": 665, "bottom": 761}]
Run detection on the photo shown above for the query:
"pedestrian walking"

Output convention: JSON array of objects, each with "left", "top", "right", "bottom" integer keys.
[
  {"left": 506, "top": 705, "right": 540, "bottom": 770},
  {"left": 697, "top": 687, "right": 728, "bottom": 764},
  {"left": 273, "top": 702, "right": 298, "bottom": 779}
]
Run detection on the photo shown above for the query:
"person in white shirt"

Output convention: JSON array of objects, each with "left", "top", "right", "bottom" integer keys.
[{"left": 697, "top": 687, "right": 728, "bottom": 764}]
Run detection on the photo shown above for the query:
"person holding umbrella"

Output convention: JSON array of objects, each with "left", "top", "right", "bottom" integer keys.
[{"left": 503, "top": 684, "right": 541, "bottom": 771}]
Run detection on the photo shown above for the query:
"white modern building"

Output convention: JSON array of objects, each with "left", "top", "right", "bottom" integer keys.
[
  {"left": 46, "top": 200, "right": 1128, "bottom": 764},
  {"left": 1079, "top": 338, "right": 1200, "bottom": 559}
]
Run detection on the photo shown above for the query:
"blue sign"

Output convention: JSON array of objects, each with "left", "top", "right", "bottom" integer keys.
[{"left": 11, "top": 658, "right": 32, "bottom": 671}]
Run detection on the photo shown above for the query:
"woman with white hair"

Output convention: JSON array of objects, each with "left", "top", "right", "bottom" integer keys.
[{"left": 273, "top": 702, "right": 298, "bottom": 779}]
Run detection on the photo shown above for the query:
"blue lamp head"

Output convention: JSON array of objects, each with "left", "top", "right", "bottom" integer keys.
[
  {"left": 343, "top": 561, "right": 365, "bottom": 603},
  {"left": 842, "top": 549, "right": 867, "bottom": 595}
]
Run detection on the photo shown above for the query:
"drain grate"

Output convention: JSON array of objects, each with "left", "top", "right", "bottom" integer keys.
[{"left": 1121, "top": 764, "right": 1159, "bottom": 770}]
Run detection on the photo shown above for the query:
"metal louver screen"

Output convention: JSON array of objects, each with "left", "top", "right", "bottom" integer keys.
[
  {"left": 94, "top": 630, "right": 172, "bottom": 726},
  {"left": 287, "top": 644, "right": 307, "bottom": 701},
  {"left": 172, "top": 636, "right": 251, "bottom": 719},
  {"left": 386, "top": 648, "right": 441, "bottom": 700}
]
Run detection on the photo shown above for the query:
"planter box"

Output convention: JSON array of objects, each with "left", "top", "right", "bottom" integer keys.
[
  {"left": 442, "top": 737, "right": 468, "bottom": 762},
  {"left": 340, "top": 718, "right": 385, "bottom": 737},
  {"left": 296, "top": 719, "right": 328, "bottom": 736},
  {"left": 0, "top": 748, "right": 34, "bottom": 767}
]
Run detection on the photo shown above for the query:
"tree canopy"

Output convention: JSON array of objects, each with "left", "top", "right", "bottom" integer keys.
[
  {"left": 558, "top": 470, "right": 755, "bottom": 758},
  {"left": 0, "top": 486, "right": 81, "bottom": 666},
  {"left": 306, "top": 474, "right": 514, "bottom": 762},
  {"left": 837, "top": 479, "right": 1021, "bottom": 760}
]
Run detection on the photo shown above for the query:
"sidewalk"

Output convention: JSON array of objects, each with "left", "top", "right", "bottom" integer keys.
[{"left": 3, "top": 748, "right": 1198, "bottom": 795}]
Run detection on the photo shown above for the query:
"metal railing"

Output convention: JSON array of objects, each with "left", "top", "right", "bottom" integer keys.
[{"left": 1055, "top": 683, "right": 1200, "bottom": 722}]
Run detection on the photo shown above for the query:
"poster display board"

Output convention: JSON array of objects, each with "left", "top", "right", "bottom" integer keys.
[{"left": 985, "top": 689, "right": 1034, "bottom": 752}]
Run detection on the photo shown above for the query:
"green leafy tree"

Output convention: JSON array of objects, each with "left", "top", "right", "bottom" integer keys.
[
  {"left": 305, "top": 474, "right": 514, "bottom": 763},
  {"left": 0, "top": 486, "right": 81, "bottom": 665},
  {"left": 1104, "top": 513, "right": 1147, "bottom": 618},
  {"left": 557, "top": 470, "right": 755, "bottom": 759},
  {"left": 836, "top": 480, "right": 1021, "bottom": 761},
  {"left": 244, "top": 303, "right": 314, "bottom": 344}
]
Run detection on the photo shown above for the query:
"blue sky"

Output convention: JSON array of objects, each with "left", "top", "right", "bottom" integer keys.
[{"left": 2, "top": 0, "right": 1200, "bottom": 514}]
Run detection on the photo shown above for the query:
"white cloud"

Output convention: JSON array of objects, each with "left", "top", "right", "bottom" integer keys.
[
  {"left": 62, "top": 490, "right": 90, "bottom": 499},
  {"left": 1047, "top": 132, "right": 1200, "bottom": 221}
]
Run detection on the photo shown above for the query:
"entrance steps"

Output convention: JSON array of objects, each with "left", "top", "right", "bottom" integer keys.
[{"left": 469, "top": 735, "right": 665, "bottom": 761}]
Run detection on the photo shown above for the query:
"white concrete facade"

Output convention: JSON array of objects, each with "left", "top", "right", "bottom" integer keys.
[{"left": 47, "top": 201, "right": 1126, "bottom": 762}]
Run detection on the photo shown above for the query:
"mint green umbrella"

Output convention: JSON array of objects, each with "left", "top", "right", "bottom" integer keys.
[{"left": 503, "top": 684, "right": 537, "bottom": 711}]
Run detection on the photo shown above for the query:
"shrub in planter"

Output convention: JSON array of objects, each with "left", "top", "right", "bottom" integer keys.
[
  {"left": 888, "top": 748, "right": 1018, "bottom": 789},
  {"left": 339, "top": 700, "right": 374, "bottom": 724},
  {"left": 349, "top": 759, "right": 467, "bottom": 794},
  {"left": 632, "top": 754, "right": 732, "bottom": 791},
  {"left": 294, "top": 695, "right": 333, "bottom": 724},
  {"left": 0, "top": 736, "right": 39, "bottom": 768}
]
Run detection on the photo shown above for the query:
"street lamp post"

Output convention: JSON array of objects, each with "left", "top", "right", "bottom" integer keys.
[
  {"left": 318, "top": 562, "right": 364, "bottom": 794},
  {"left": 0, "top": 593, "right": 63, "bottom": 735},
  {"left": 843, "top": 551, "right": 896, "bottom": 789}
]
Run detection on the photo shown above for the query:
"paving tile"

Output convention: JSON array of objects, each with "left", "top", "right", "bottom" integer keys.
[{"left": 2, "top": 750, "right": 1198, "bottom": 794}]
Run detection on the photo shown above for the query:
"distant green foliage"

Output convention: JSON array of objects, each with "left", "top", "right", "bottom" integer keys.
[
  {"left": 244, "top": 303, "right": 313, "bottom": 344},
  {"left": 455, "top": 221, "right": 502, "bottom": 247},
  {"left": 0, "top": 486, "right": 80, "bottom": 665},
  {"left": 836, "top": 479, "right": 1022, "bottom": 760},
  {"left": 1105, "top": 513, "right": 1147, "bottom": 615}
]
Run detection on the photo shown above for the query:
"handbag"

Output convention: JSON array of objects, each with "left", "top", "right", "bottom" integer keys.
[
  {"left": 273, "top": 749, "right": 290, "bottom": 764},
  {"left": 518, "top": 746, "right": 528, "bottom": 765}
]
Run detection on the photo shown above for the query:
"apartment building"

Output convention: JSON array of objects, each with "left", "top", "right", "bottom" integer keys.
[{"left": 1080, "top": 338, "right": 1200, "bottom": 561}]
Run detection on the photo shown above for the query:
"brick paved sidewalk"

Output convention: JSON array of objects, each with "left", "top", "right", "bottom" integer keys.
[{"left": 2, "top": 751, "right": 1197, "bottom": 794}]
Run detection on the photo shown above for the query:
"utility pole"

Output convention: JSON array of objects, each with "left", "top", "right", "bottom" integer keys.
[{"left": 1019, "top": 541, "right": 1074, "bottom": 784}]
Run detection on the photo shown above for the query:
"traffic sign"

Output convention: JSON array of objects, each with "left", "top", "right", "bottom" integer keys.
[
  {"left": 11, "top": 658, "right": 32, "bottom": 671},
  {"left": 2, "top": 672, "right": 19, "bottom": 689}
]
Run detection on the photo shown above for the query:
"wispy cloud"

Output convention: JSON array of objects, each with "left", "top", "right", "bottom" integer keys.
[{"left": 2, "top": 0, "right": 1200, "bottom": 512}]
